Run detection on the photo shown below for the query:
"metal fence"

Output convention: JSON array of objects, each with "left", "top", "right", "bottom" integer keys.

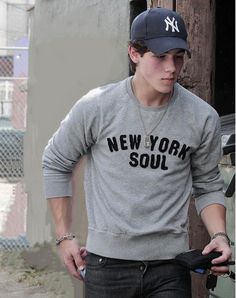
[{"left": 0, "top": 47, "right": 28, "bottom": 250}]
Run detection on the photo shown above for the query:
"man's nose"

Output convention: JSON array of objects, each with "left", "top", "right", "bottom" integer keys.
[{"left": 165, "top": 57, "right": 176, "bottom": 73}]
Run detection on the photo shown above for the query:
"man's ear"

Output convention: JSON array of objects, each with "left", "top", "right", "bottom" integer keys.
[{"left": 128, "top": 46, "right": 140, "bottom": 63}]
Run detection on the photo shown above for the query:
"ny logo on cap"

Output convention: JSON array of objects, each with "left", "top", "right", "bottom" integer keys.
[{"left": 164, "top": 16, "right": 180, "bottom": 32}]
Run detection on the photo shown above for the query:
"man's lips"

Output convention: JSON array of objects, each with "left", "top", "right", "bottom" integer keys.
[
  {"left": 162, "top": 78, "right": 174, "bottom": 81},
  {"left": 162, "top": 78, "right": 175, "bottom": 84}
]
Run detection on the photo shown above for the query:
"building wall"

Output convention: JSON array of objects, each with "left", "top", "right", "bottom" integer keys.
[
  {"left": 0, "top": 2, "right": 7, "bottom": 47},
  {"left": 0, "top": 0, "right": 34, "bottom": 47},
  {"left": 25, "top": 0, "right": 129, "bottom": 244},
  {"left": 25, "top": 2, "right": 130, "bottom": 295}
]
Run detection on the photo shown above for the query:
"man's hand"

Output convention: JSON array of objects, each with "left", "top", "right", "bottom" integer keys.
[
  {"left": 57, "top": 238, "right": 87, "bottom": 280},
  {"left": 202, "top": 236, "right": 232, "bottom": 275},
  {"left": 47, "top": 198, "right": 88, "bottom": 280},
  {"left": 200, "top": 204, "right": 232, "bottom": 275}
]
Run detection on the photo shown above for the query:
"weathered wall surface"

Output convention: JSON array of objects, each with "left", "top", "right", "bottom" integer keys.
[
  {"left": 25, "top": 0, "right": 129, "bottom": 245},
  {"left": 177, "top": 0, "right": 216, "bottom": 103}
]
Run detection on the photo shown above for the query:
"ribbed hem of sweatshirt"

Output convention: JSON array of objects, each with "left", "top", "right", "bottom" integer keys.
[
  {"left": 44, "top": 175, "right": 72, "bottom": 198},
  {"left": 194, "top": 190, "right": 226, "bottom": 215},
  {"left": 86, "top": 229, "right": 189, "bottom": 261}
]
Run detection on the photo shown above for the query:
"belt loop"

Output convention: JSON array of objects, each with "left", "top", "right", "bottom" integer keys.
[{"left": 141, "top": 261, "right": 148, "bottom": 275}]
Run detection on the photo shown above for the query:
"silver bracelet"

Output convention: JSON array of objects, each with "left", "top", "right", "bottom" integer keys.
[
  {"left": 56, "top": 233, "right": 75, "bottom": 246},
  {"left": 211, "top": 232, "right": 231, "bottom": 246}
]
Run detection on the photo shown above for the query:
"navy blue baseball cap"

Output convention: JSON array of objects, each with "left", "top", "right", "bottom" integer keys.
[{"left": 131, "top": 8, "right": 191, "bottom": 57}]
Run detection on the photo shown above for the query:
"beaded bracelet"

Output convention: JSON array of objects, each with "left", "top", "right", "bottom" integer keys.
[{"left": 56, "top": 233, "right": 76, "bottom": 246}]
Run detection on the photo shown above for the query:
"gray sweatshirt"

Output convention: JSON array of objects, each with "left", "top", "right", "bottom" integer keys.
[{"left": 42, "top": 77, "right": 225, "bottom": 260}]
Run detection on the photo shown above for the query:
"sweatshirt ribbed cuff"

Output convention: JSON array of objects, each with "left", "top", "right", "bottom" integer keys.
[
  {"left": 43, "top": 175, "right": 72, "bottom": 198},
  {"left": 194, "top": 190, "right": 226, "bottom": 215}
]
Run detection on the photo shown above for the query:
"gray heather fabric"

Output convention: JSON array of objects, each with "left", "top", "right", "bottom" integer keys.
[{"left": 42, "top": 77, "right": 225, "bottom": 260}]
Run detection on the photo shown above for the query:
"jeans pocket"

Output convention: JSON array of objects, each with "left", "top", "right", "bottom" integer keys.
[{"left": 86, "top": 252, "right": 107, "bottom": 270}]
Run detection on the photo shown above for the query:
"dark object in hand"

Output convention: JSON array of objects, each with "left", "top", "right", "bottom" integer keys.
[
  {"left": 206, "top": 274, "right": 218, "bottom": 291},
  {"left": 175, "top": 249, "right": 234, "bottom": 272}
]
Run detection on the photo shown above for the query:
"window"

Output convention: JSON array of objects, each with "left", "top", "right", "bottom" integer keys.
[
  {"left": 0, "top": 81, "right": 13, "bottom": 118},
  {"left": 0, "top": 56, "right": 13, "bottom": 77}
]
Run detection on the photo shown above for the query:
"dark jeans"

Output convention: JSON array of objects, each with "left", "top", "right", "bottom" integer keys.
[{"left": 84, "top": 252, "right": 192, "bottom": 298}]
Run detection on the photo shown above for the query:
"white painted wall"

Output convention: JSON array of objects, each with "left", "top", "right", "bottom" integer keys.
[
  {"left": 0, "top": 0, "right": 34, "bottom": 47},
  {"left": 25, "top": 0, "right": 130, "bottom": 246},
  {"left": 0, "top": 2, "right": 7, "bottom": 47}
]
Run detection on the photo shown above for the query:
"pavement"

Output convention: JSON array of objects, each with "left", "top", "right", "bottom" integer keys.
[{"left": 0, "top": 270, "right": 53, "bottom": 298}]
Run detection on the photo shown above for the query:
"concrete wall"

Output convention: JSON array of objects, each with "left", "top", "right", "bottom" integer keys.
[
  {"left": 0, "top": 2, "right": 7, "bottom": 47},
  {"left": 25, "top": 0, "right": 129, "bottom": 245},
  {"left": 0, "top": 0, "right": 34, "bottom": 47}
]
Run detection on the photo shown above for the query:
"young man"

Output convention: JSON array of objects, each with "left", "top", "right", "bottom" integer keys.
[{"left": 42, "top": 7, "right": 231, "bottom": 298}]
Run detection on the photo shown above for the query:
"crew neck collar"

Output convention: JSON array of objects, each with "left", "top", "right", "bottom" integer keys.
[{"left": 126, "top": 76, "right": 177, "bottom": 111}]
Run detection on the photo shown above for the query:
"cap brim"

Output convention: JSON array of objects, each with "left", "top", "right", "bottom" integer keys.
[{"left": 144, "top": 37, "right": 191, "bottom": 58}]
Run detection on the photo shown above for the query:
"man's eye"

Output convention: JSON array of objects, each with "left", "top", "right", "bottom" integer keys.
[
  {"left": 176, "top": 55, "right": 184, "bottom": 59},
  {"left": 154, "top": 55, "right": 165, "bottom": 59}
]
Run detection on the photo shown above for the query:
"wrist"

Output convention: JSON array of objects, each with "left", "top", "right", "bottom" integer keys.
[
  {"left": 55, "top": 232, "right": 76, "bottom": 246},
  {"left": 55, "top": 227, "right": 72, "bottom": 238},
  {"left": 211, "top": 232, "right": 231, "bottom": 246}
]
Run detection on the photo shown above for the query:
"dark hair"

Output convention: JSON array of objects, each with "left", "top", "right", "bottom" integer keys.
[{"left": 128, "top": 40, "right": 149, "bottom": 74}]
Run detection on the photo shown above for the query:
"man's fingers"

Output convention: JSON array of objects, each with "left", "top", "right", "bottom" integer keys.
[
  {"left": 57, "top": 241, "right": 86, "bottom": 281},
  {"left": 64, "top": 257, "right": 82, "bottom": 280},
  {"left": 212, "top": 247, "right": 232, "bottom": 265},
  {"left": 211, "top": 265, "right": 229, "bottom": 274},
  {"left": 211, "top": 250, "right": 231, "bottom": 274},
  {"left": 73, "top": 250, "right": 86, "bottom": 270},
  {"left": 80, "top": 246, "right": 88, "bottom": 259},
  {"left": 211, "top": 255, "right": 227, "bottom": 265},
  {"left": 202, "top": 243, "right": 216, "bottom": 255}
]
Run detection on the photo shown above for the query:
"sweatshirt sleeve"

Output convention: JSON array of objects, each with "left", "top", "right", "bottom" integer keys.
[
  {"left": 191, "top": 113, "right": 225, "bottom": 214},
  {"left": 42, "top": 95, "right": 99, "bottom": 198}
]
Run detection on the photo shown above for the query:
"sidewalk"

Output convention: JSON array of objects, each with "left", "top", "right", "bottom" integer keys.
[
  {"left": 0, "top": 247, "right": 73, "bottom": 298},
  {"left": 0, "top": 270, "right": 53, "bottom": 298}
]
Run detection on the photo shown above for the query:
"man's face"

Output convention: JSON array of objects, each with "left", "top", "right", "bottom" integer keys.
[{"left": 133, "top": 48, "right": 185, "bottom": 94}]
